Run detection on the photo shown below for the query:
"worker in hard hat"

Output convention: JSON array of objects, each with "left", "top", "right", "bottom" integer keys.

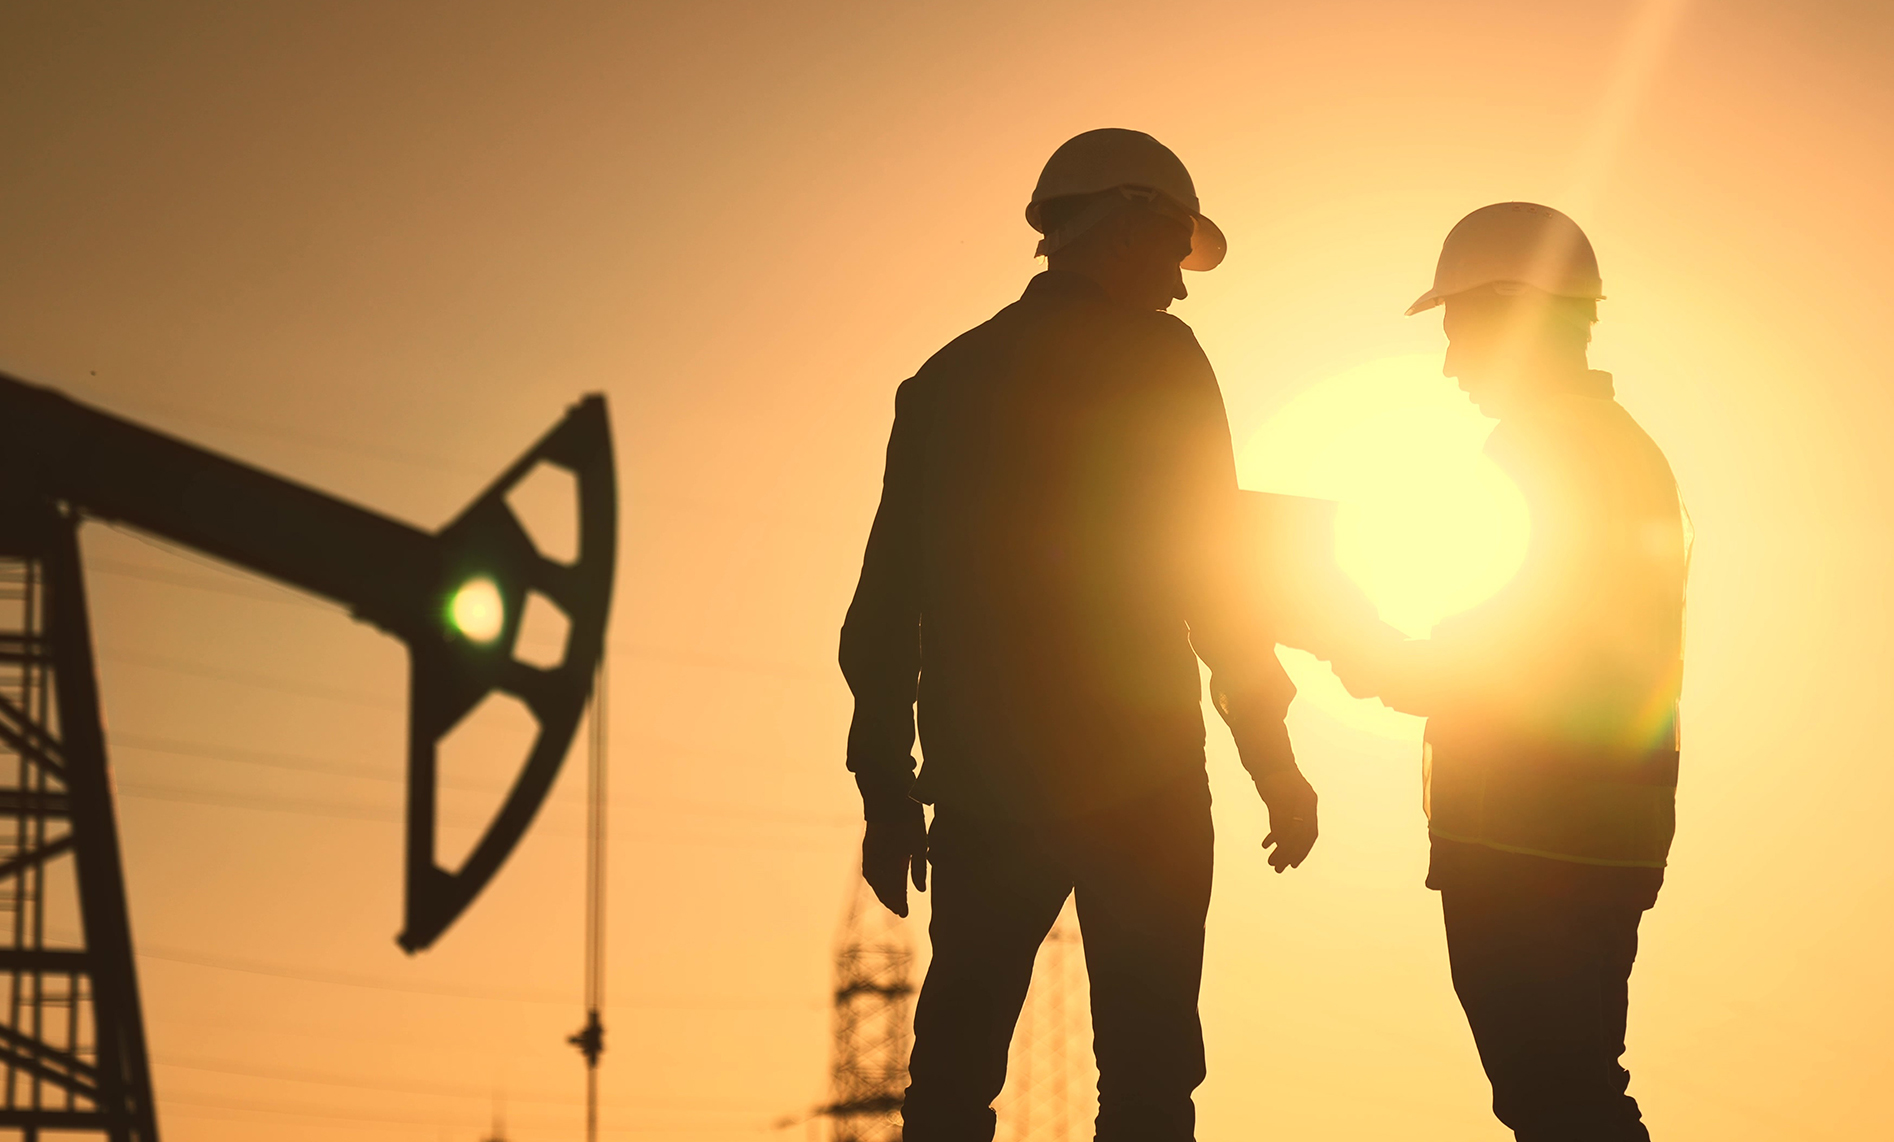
[
  {"left": 840, "top": 128, "right": 1316, "bottom": 1142},
  {"left": 1328, "top": 202, "right": 1687, "bottom": 1142}
]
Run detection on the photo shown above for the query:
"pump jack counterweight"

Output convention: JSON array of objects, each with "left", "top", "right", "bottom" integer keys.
[{"left": 0, "top": 372, "right": 617, "bottom": 1139}]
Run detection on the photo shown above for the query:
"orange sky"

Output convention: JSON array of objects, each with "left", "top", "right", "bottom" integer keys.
[{"left": 3, "top": 2, "right": 1892, "bottom": 1139}]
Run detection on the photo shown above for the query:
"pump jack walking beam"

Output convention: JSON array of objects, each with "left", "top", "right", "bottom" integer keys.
[{"left": 0, "top": 372, "right": 616, "bottom": 1138}]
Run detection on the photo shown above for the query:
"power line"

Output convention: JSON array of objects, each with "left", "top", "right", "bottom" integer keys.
[
  {"left": 137, "top": 943, "right": 567, "bottom": 1003},
  {"left": 89, "top": 555, "right": 336, "bottom": 609},
  {"left": 59, "top": 388, "right": 490, "bottom": 478},
  {"left": 137, "top": 942, "right": 821, "bottom": 1011},
  {"left": 98, "top": 646, "right": 404, "bottom": 711},
  {"left": 112, "top": 779, "right": 847, "bottom": 853},
  {"left": 109, "top": 730, "right": 859, "bottom": 826},
  {"left": 151, "top": 1051, "right": 787, "bottom": 1110},
  {"left": 115, "top": 731, "right": 407, "bottom": 785},
  {"left": 115, "top": 780, "right": 411, "bottom": 826},
  {"left": 96, "top": 520, "right": 343, "bottom": 606},
  {"left": 153, "top": 1089, "right": 780, "bottom": 1132},
  {"left": 90, "top": 527, "right": 829, "bottom": 683}
]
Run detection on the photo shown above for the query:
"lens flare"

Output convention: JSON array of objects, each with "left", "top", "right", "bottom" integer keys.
[
  {"left": 1239, "top": 353, "right": 1530, "bottom": 737},
  {"left": 448, "top": 576, "right": 506, "bottom": 644},
  {"left": 1332, "top": 442, "right": 1528, "bottom": 639}
]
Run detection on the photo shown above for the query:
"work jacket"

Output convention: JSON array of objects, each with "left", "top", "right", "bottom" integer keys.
[
  {"left": 1376, "top": 371, "right": 1686, "bottom": 871},
  {"left": 839, "top": 271, "right": 1294, "bottom": 823}
]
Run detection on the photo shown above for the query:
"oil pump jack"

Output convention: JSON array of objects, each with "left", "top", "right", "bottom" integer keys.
[{"left": 0, "top": 371, "right": 615, "bottom": 1140}]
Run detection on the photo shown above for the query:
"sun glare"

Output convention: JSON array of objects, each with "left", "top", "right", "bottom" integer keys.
[
  {"left": 1238, "top": 353, "right": 1530, "bottom": 736},
  {"left": 448, "top": 576, "right": 506, "bottom": 644}
]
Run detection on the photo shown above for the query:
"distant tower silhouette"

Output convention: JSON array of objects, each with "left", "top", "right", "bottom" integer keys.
[
  {"left": 997, "top": 900, "right": 1096, "bottom": 1142},
  {"left": 818, "top": 880, "right": 915, "bottom": 1142},
  {"left": 478, "top": 1098, "right": 507, "bottom": 1141}
]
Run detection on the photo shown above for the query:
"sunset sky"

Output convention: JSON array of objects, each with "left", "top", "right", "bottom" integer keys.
[{"left": 3, "top": 2, "right": 1891, "bottom": 1139}]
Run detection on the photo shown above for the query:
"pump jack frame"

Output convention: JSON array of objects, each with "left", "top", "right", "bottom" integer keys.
[{"left": 0, "top": 503, "right": 157, "bottom": 1141}]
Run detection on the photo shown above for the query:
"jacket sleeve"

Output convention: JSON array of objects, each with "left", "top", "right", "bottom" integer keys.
[
  {"left": 838, "top": 377, "right": 925, "bottom": 822},
  {"left": 1155, "top": 324, "right": 1300, "bottom": 781}
]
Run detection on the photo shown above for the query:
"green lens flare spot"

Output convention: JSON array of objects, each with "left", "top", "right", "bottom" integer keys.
[{"left": 448, "top": 577, "right": 505, "bottom": 644}]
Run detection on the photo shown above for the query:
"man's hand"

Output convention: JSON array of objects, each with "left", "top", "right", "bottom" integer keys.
[
  {"left": 861, "top": 800, "right": 928, "bottom": 917},
  {"left": 1326, "top": 620, "right": 1411, "bottom": 702},
  {"left": 1328, "top": 650, "right": 1383, "bottom": 701},
  {"left": 1256, "top": 768, "right": 1318, "bottom": 873}
]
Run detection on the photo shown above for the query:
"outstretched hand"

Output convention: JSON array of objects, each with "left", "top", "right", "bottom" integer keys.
[
  {"left": 1328, "top": 649, "right": 1386, "bottom": 702},
  {"left": 1255, "top": 768, "right": 1319, "bottom": 873},
  {"left": 861, "top": 802, "right": 928, "bottom": 917},
  {"left": 1325, "top": 619, "right": 1411, "bottom": 702}
]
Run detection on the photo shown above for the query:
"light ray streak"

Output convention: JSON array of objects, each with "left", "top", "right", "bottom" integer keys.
[{"left": 1563, "top": 0, "right": 1695, "bottom": 217}]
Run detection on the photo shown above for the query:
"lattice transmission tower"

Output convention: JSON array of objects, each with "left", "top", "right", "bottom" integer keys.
[
  {"left": 996, "top": 900, "right": 1096, "bottom": 1142},
  {"left": 815, "top": 880, "right": 914, "bottom": 1142}
]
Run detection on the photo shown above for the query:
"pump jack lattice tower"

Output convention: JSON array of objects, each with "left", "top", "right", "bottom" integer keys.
[
  {"left": 0, "top": 507, "right": 157, "bottom": 1138},
  {"left": 0, "top": 372, "right": 617, "bottom": 1140},
  {"left": 815, "top": 881, "right": 914, "bottom": 1142}
]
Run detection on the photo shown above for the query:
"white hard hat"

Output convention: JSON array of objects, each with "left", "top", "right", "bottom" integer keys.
[
  {"left": 1027, "top": 128, "right": 1227, "bottom": 271},
  {"left": 1406, "top": 202, "right": 1603, "bottom": 315}
]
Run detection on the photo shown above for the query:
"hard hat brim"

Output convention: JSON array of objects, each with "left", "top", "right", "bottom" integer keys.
[
  {"left": 1404, "top": 281, "right": 1606, "bottom": 316},
  {"left": 1183, "top": 214, "right": 1226, "bottom": 271}
]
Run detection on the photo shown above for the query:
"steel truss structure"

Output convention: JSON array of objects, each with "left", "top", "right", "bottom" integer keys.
[
  {"left": 0, "top": 504, "right": 156, "bottom": 1140},
  {"left": 998, "top": 904, "right": 1093, "bottom": 1142},
  {"left": 822, "top": 883, "right": 915, "bottom": 1142}
]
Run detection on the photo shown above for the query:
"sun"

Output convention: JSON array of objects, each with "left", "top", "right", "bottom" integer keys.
[{"left": 1237, "top": 353, "right": 1530, "bottom": 737}]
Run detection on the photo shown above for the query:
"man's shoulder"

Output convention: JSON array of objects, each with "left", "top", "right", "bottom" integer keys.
[
  {"left": 912, "top": 288, "right": 1206, "bottom": 376},
  {"left": 1535, "top": 390, "right": 1671, "bottom": 466},
  {"left": 1489, "top": 389, "right": 1676, "bottom": 503},
  {"left": 1129, "top": 309, "right": 1207, "bottom": 357},
  {"left": 1493, "top": 388, "right": 1640, "bottom": 448},
  {"left": 1045, "top": 299, "right": 1211, "bottom": 380},
  {"left": 904, "top": 298, "right": 1028, "bottom": 381}
]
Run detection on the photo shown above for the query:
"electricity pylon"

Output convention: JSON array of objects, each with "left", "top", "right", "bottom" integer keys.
[
  {"left": 818, "top": 880, "right": 914, "bottom": 1142},
  {"left": 997, "top": 901, "right": 1095, "bottom": 1142}
]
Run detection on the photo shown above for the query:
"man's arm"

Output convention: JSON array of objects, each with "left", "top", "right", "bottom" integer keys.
[
  {"left": 1154, "top": 324, "right": 1317, "bottom": 871},
  {"left": 839, "top": 377, "right": 928, "bottom": 914},
  {"left": 1330, "top": 407, "right": 1613, "bottom": 718}
]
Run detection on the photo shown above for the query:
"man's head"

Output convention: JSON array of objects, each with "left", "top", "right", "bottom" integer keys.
[
  {"left": 1027, "top": 129, "right": 1224, "bottom": 312},
  {"left": 1408, "top": 203, "right": 1605, "bottom": 416},
  {"left": 1442, "top": 286, "right": 1597, "bottom": 416},
  {"left": 1038, "top": 190, "right": 1196, "bottom": 310}
]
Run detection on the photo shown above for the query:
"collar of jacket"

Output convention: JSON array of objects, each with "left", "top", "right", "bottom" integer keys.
[
  {"left": 1021, "top": 269, "right": 1115, "bottom": 304},
  {"left": 1568, "top": 369, "right": 1615, "bottom": 399},
  {"left": 1504, "top": 368, "right": 1616, "bottom": 420}
]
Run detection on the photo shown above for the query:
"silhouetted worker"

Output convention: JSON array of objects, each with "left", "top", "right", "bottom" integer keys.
[
  {"left": 840, "top": 128, "right": 1318, "bottom": 1142},
  {"left": 1331, "top": 203, "right": 1687, "bottom": 1142}
]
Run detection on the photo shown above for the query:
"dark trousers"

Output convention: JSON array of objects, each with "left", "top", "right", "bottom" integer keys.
[
  {"left": 902, "top": 779, "right": 1214, "bottom": 1142},
  {"left": 1441, "top": 879, "right": 1651, "bottom": 1142}
]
